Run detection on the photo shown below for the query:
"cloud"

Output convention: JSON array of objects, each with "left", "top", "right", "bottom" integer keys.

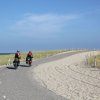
[{"left": 10, "top": 13, "right": 78, "bottom": 37}]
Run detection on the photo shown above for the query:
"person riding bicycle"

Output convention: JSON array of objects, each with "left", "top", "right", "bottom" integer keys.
[
  {"left": 26, "top": 51, "right": 33, "bottom": 64},
  {"left": 14, "top": 50, "right": 21, "bottom": 65}
]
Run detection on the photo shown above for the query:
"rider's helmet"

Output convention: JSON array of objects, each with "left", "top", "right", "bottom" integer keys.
[
  {"left": 29, "top": 51, "right": 31, "bottom": 53},
  {"left": 28, "top": 51, "right": 32, "bottom": 56},
  {"left": 17, "top": 50, "right": 20, "bottom": 52},
  {"left": 16, "top": 50, "right": 20, "bottom": 56}
]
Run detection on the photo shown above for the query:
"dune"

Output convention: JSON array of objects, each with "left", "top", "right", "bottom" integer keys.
[{"left": 33, "top": 51, "right": 100, "bottom": 100}]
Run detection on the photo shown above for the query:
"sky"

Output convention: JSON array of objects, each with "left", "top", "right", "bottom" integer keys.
[{"left": 0, "top": 0, "right": 100, "bottom": 52}]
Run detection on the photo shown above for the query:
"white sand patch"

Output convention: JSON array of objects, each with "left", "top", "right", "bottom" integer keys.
[{"left": 33, "top": 51, "right": 100, "bottom": 100}]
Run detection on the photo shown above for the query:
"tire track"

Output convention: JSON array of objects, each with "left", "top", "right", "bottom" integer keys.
[
  {"left": 55, "top": 65, "right": 100, "bottom": 89},
  {"left": 67, "top": 65, "right": 100, "bottom": 81}
]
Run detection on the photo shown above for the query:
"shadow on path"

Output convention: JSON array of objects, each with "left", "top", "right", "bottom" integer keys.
[
  {"left": 6, "top": 64, "right": 31, "bottom": 70},
  {"left": 20, "top": 64, "right": 30, "bottom": 67},
  {"left": 6, "top": 67, "right": 16, "bottom": 69}
]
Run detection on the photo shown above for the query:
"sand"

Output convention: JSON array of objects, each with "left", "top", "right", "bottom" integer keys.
[{"left": 33, "top": 51, "right": 100, "bottom": 100}]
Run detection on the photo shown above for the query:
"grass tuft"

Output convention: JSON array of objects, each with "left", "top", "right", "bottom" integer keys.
[{"left": 88, "top": 54, "right": 100, "bottom": 68}]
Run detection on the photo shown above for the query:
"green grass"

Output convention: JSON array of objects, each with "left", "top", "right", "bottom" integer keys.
[
  {"left": 88, "top": 55, "right": 100, "bottom": 68},
  {"left": 95, "top": 55, "right": 100, "bottom": 68},
  {"left": 0, "top": 54, "right": 14, "bottom": 65},
  {"left": 0, "top": 50, "right": 71, "bottom": 66},
  {"left": 32, "top": 50, "right": 69, "bottom": 59}
]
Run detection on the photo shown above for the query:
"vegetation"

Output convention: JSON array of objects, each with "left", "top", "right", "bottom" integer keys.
[
  {"left": 0, "top": 49, "right": 72, "bottom": 66},
  {"left": 0, "top": 54, "right": 14, "bottom": 65},
  {"left": 88, "top": 55, "right": 100, "bottom": 68}
]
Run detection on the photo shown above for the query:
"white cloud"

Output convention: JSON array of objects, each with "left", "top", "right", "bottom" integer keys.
[{"left": 10, "top": 13, "right": 78, "bottom": 37}]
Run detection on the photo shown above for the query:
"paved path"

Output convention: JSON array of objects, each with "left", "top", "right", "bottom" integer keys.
[{"left": 0, "top": 52, "right": 81, "bottom": 100}]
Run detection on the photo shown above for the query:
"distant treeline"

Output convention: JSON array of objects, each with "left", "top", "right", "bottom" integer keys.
[{"left": 0, "top": 53, "right": 14, "bottom": 55}]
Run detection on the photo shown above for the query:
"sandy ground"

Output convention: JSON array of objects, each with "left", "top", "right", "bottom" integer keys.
[{"left": 33, "top": 51, "right": 100, "bottom": 100}]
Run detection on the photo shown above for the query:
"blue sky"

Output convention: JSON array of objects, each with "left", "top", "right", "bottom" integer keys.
[{"left": 0, "top": 0, "right": 100, "bottom": 52}]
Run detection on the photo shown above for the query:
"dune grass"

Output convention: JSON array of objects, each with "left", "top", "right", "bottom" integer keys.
[
  {"left": 0, "top": 54, "right": 14, "bottom": 65},
  {"left": 88, "top": 55, "right": 100, "bottom": 68},
  {"left": 0, "top": 50, "right": 71, "bottom": 66}
]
